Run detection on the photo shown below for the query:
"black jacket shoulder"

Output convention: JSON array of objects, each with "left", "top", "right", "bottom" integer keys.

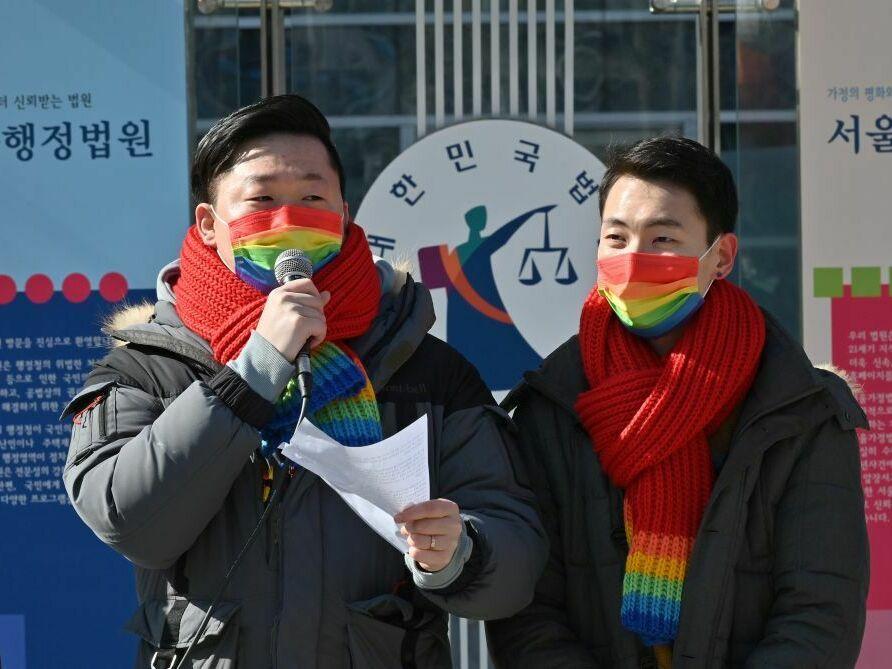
[
  {"left": 503, "top": 335, "right": 585, "bottom": 417},
  {"left": 378, "top": 334, "right": 494, "bottom": 416},
  {"left": 815, "top": 367, "right": 870, "bottom": 431}
]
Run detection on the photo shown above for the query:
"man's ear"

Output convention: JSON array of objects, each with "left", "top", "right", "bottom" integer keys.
[
  {"left": 337, "top": 201, "right": 350, "bottom": 236},
  {"left": 195, "top": 203, "right": 217, "bottom": 247},
  {"left": 715, "top": 233, "right": 739, "bottom": 279}
]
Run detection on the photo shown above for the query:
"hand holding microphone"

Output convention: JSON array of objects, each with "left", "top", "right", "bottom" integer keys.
[{"left": 255, "top": 250, "right": 328, "bottom": 399}]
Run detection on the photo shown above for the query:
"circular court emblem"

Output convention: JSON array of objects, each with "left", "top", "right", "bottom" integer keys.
[{"left": 357, "top": 119, "right": 605, "bottom": 391}]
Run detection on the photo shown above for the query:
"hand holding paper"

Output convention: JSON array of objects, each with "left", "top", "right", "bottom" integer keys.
[
  {"left": 394, "top": 498, "right": 463, "bottom": 572},
  {"left": 280, "top": 414, "right": 432, "bottom": 552}
]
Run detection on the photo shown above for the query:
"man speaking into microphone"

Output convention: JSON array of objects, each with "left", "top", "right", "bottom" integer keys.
[{"left": 61, "top": 94, "right": 546, "bottom": 667}]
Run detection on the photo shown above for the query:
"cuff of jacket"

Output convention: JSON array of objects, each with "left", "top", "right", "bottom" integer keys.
[
  {"left": 208, "top": 366, "right": 277, "bottom": 429},
  {"left": 404, "top": 520, "right": 474, "bottom": 591},
  {"left": 226, "top": 330, "right": 296, "bottom": 402}
]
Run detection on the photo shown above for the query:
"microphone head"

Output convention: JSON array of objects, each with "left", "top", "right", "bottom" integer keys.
[{"left": 274, "top": 249, "right": 313, "bottom": 285}]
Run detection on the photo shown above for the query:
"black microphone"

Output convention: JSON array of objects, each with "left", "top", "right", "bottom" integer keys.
[{"left": 274, "top": 249, "right": 315, "bottom": 401}]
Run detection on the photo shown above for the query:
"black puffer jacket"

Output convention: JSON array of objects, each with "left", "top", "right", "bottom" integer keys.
[{"left": 487, "top": 314, "right": 869, "bottom": 668}]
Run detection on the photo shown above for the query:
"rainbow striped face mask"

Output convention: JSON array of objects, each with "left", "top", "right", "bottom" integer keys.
[
  {"left": 597, "top": 236, "right": 721, "bottom": 338},
  {"left": 213, "top": 204, "right": 344, "bottom": 293}
]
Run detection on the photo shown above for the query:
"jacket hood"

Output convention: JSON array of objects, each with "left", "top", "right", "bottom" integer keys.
[{"left": 104, "top": 256, "right": 436, "bottom": 390}]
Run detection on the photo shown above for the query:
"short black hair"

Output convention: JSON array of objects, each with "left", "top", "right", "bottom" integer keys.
[
  {"left": 191, "top": 94, "right": 346, "bottom": 204},
  {"left": 598, "top": 136, "right": 738, "bottom": 241}
]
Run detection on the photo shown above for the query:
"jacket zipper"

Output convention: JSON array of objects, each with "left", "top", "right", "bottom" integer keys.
[
  {"left": 270, "top": 466, "right": 290, "bottom": 669},
  {"left": 71, "top": 392, "right": 110, "bottom": 466},
  {"left": 702, "top": 469, "right": 749, "bottom": 665},
  {"left": 97, "top": 396, "right": 107, "bottom": 439},
  {"left": 690, "top": 388, "right": 824, "bottom": 663}
]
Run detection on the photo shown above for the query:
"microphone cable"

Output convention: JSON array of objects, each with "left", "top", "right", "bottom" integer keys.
[{"left": 173, "top": 395, "right": 309, "bottom": 669}]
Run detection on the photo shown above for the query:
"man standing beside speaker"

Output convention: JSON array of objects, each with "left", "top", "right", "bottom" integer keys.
[
  {"left": 61, "top": 94, "right": 546, "bottom": 668},
  {"left": 485, "top": 137, "right": 869, "bottom": 668}
]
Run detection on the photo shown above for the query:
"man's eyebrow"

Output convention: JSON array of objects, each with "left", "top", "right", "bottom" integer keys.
[
  {"left": 241, "top": 172, "right": 325, "bottom": 185},
  {"left": 603, "top": 217, "right": 628, "bottom": 228},
  {"left": 646, "top": 218, "right": 683, "bottom": 229},
  {"left": 602, "top": 217, "right": 683, "bottom": 228}
]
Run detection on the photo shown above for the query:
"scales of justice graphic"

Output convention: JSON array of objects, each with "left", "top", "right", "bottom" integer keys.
[
  {"left": 419, "top": 203, "right": 578, "bottom": 389},
  {"left": 517, "top": 206, "right": 578, "bottom": 286}
]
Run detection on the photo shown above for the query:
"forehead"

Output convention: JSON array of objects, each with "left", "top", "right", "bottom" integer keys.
[
  {"left": 216, "top": 133, "right": 337, "bottom": 190},
  {"left": 603, "top": 175, "right": 702, "bottom": 223}
]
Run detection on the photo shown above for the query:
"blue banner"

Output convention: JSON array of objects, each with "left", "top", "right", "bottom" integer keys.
[{"left": 0, "top": 2, "right": 188, "bottom": 666}]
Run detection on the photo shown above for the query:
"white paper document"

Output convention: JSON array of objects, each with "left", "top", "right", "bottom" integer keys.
[{"left": 279, "top": 414, "right": 430, "bottom": 552}]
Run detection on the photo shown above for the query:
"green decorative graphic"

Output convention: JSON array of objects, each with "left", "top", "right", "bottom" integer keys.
[
  {"left": 851, "top": 267, "right": 882, "bottom": 297},
  {"left": 813, "top": 266, "right": 887, "bottom": 298},
  {"left": 813, "top": 267, "right": 844, "bottom": 298}
]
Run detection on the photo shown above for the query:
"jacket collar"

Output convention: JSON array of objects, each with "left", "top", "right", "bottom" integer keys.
[
  {"left": 503, "top": 334, "right": 584, "bottom": 415},
  {"left": 509, "top": 310, "right": 867, "bottom": 436}
]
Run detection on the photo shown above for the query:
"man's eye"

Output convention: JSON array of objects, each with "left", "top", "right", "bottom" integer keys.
[
  {"left": 605, "top": 234, "right": 624, "bottom": 242},
  {"left": 302, "top": 195, "right": 323, "bottom": 202},
  {"left": 654, "top": 236, "right": 674, "bottom": 244},
  {"left": 248, "top": 195, "right": 273, "bottom": 202}
]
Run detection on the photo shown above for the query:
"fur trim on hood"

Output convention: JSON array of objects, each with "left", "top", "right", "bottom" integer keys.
[
  {"left": 102, "top": 301, "right": 155, "bottom": 346},
  {"left": 815, "top": 363, "right": 863, "bottom": 399}
]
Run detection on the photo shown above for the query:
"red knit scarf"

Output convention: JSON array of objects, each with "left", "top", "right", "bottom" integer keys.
[
  {"left": 574, "top": 279, "right": 765, "bottom": 642},
  {"left": 173, "top": 222, "right": 381, "bottom": 364}
]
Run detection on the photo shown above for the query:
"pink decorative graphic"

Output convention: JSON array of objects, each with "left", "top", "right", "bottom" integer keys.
[
  {"left": 24, "top": 274, "right": 54, "bottom": 304},
  {"left": 99, "top": 272, "right": 128, "bottom": 302},
  {"left": 0, "top": 273, "right": 131, "bottom": 306},
  {"left": 832, "top": 284, "right": 892, "bottom": 608},
  {"left": 62, "top": 273, "right": 92, "bottom": 303},
  {"left": 831, "top": 284, "right": 892, "bottom": 667},
  {"left": 0, "top": 275, "right": 16, "bottom": 305}
]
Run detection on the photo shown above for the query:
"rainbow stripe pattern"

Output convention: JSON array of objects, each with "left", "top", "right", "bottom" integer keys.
[
  {"left": 597, "top": 252, "right": 703, "bottom": 339},
  {"left": 228, "top": 205, "right": 343, "bottom": 294},
  {"left": 621, "top": 508, "right": 692, "bottom": 645},
  {"left": 259, "top": 341, "right": 382, "bottom": 454}
]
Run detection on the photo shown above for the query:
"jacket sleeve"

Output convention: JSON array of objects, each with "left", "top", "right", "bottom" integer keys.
[
  {"left": 62, "top": 349, "right": 273, "bottom": 570},
  {"left": 417, "top": 403, "right": 548, "bottom": 621},
  {"left": 745, "top": 399, "right": 869, "bottom": 668},
  {"left": 484, "top": 389, "right": 601, "bottom": 668},
  {"left": 407, "top": 348, "right": 549, "bottom": 621}
]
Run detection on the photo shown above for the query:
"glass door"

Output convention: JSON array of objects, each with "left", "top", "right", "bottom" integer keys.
[
  {"left": 648, "top": 0, "right": 797, "bottom": 336},
  {"left": 724, "top": 0, "right": 800, "bottom": 337}
]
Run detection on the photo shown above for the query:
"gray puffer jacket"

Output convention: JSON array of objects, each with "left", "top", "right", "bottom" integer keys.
[{"left": 62, "top": 259, "right": 547, "bottom": 668}]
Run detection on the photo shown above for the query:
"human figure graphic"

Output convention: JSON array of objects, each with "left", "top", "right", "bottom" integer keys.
[{"left": 419, "top": 204, "right": 555, "bottom": 389}]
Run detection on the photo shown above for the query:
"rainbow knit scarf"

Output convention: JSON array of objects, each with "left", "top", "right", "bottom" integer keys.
[
  {"left": 173, "top": 222, "right": 384, "bottom": 451},
  {"left": 259, "top": 342, "right": 382, "bottom": 453},
  {"left": 575, "top": 280, "right": 765, "bottom": 645}
]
